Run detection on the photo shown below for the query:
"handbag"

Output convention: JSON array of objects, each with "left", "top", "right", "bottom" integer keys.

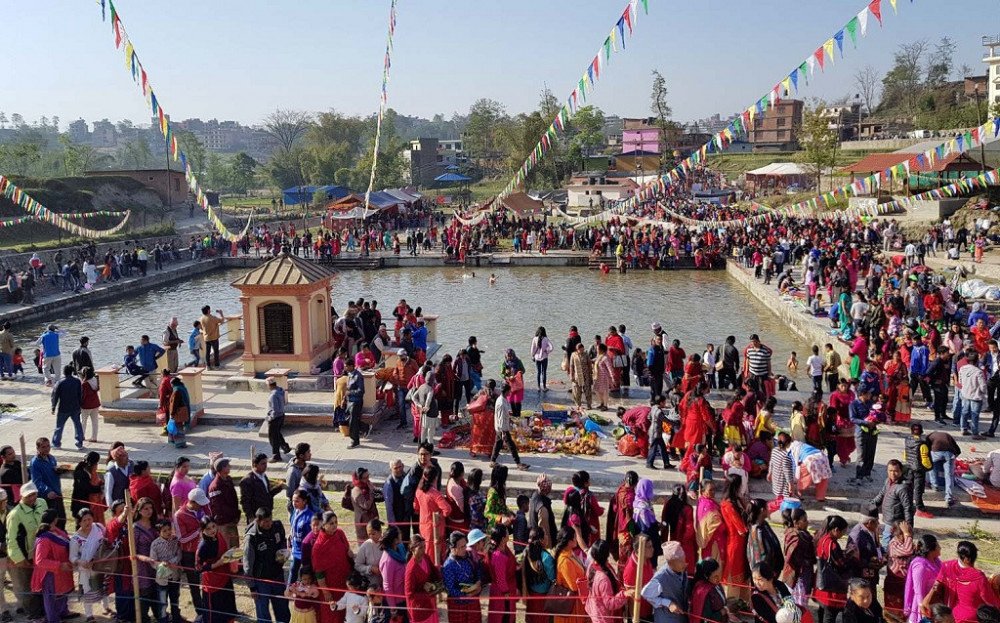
[
  {"left": 614, "top": 354, "right": 628, "bottom": 368},
  {"left": 542, "top": 583, "right": 576, "bottom": 615}
]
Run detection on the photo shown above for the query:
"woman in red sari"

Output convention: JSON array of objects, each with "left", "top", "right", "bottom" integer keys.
[
  {"left": 677, "top": 382, "right": 716, "bottom": 452},
  {"left": 405, "top": 535, "right": 442, "bottom": 623},
  {"left": 680, "top": 354, "right": 705, "bottom": 396},
  {"left": 605, "top": 471, "right": 637, "bottom": 563},
  {"left": 827, "top": 379, "right": 855, "bottom": 466},
  {"left": 313, "top": 511, "right": 353, "bottom": 623},
  {"left": 883, "top": 349, "right": 909, "bottom": 424},
  {"left": 720, "top": 473, "right": 749, "bottom": 602},
  {"left": 605, "top": 327, "right": 626, "bottom": 392}
]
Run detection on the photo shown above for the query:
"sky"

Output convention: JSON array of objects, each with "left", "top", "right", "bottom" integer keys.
[{"left": 3, "top": 0, "right": 996, "bottom": 129}]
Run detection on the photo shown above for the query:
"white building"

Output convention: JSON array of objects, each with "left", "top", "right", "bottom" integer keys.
[
  {"left": 565, "top": 174, "right": 637, "bottom": 209},
  {"left": 985, "top": 36, "right": 1000, "bottom": 107}
]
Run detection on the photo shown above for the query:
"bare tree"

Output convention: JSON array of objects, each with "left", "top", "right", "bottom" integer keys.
[
  {"left": 853, "top": 64, "right": 882, "bottom": 116},
  {"left": 262, "top": 109, "right": 313, "bottom": 153}
]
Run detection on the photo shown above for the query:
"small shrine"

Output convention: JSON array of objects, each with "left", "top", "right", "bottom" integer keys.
[{"left": 231, "top": 252, "right": 337, "bottom": 375}]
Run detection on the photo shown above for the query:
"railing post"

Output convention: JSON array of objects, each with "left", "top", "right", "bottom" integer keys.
[{"left": 96, "top": 366, "right": 121, "bottom": 404}]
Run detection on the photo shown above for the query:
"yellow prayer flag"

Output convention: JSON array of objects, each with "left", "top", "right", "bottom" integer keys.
[
  {"left": 889, "top": 0, "right": 897, "bottom": 12},
  {"left": 781, "top": 77, "right": 792, "bottom": 95},
  {"left": 823, "top": 39, "right": 835, "bottom": 63},
  {"left": 123, "top": 42, "right": 134, "bottom": 69}
]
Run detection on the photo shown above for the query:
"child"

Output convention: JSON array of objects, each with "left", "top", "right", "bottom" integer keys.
[
  {"left": 148, "top": 519, "right": 182, "bottom": 623},
  {"left": 632, "top": 348, "right": 648, "bottom": 387},
  {"left": 333, "top": 571, "right": 371, "bottom": 623},
  {"left": 753, "top": 396, "right": 778, "bottom": 446},
  {"left": 187, "top": 321, "right": 203, "bottom": 368},
  {"left": 927, "top": 604, "right": 954, "bottom": 623},
  {"left": 12, "top": 348, "right": 25, "bottom": 378},
  {"left": 33, "top": 348, "right": 43, "bottom": 374},
  {"left": 721, "top": 392, "right": 747, "bottom": 446},
  {"left": 688, "top": 558, "right": 731, "bottom": 623},
  {"left": 811, "top": 293, "right": 825, "bottom": 316},
  {"left": 721, "top": 445, "right": 750, "bottom": 499},
  {"left": 789, "top": 401, "right": 806, "bottom": 442},
  {"left": 786, "top": 351, "right": 798, "bottom": 374},
  {"left": 286, "top": 567, "right": 320, "bottom": 623},
  {"left": 512, "top": 494, "right": 529, "bottom": 554},
  {"left": 682, "top": 444, "right": 713, "bottom": 491}
]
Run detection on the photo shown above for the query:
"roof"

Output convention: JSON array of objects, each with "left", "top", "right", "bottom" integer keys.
[
  {"left": 384, "top": 188, "right": 421, "bottom": 204},
  {"left": 840, "top": 151, "right": 982, "bottom": 174},
  {"left": 745, "top": 162, "right": 810, "bottom": 176},
  {"left": 434, "top": 172, "right": 472, "bottom": 183},
  {"left": 500, "top": 192, "right": 545, "bottom": 215},
  {"left": 231, "top": 253, "right": 336, "bottom": 288}
]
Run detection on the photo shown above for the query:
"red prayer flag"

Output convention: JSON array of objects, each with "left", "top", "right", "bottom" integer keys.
[
  {"left": 972, "top": 127, "right": 980, "bottom": 143},
  {"left": 814, "top": 48, "right": 825, "bottom": 71},
  {"left": 592, "top": 56, "right": 600, "bottom": 80},
  {"left": 113, "top": 17, "right": 122, "bottom": 48},
  {"left": 622, "top": 6, "right": 632, "bottom": 34},
  {"left": 868, "top": 0, "right": 882, "bottom": 25}
]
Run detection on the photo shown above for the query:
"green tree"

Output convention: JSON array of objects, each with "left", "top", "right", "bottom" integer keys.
[
  {"left": 58, "top": 134, "right": 99, "bottom": 176},
  {"left": 925, "top": 37, "right": 955, "bottom": 88},
  {"left": 568, "top": 105, "right": 605, "bottom": 162},
  {"left": 115, "top": 137, "right": 152, "bottom": 169},
  {"left": 175, "top": 130, "right": 206, "bottom": 178},
  {"left": 229, "top": 152, "right": 258, "bottom": 195},
  {"left": 0, "top": 141, "right": 42, "bottom": 176},
  {"left": 266, "top": 147, "right": 307, "bottom": 189},
  {"left": 205, "top": 152, "right": 230, "bottom": 191},
  {"left": 650, "top": 70, "right": 675, "bottom": 171},
  {"left": 463, "top": 99, "right": 509, "bottom": 174},
  {"left": 881, "top": 40, "right": 928, "bottom": 116},
  {"left": 799, "top": 102, "right": 838, "bottom": 190}
]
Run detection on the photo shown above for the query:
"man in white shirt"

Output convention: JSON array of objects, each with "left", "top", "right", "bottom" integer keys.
[
  {"left": 959, "top": 352, "right": 987, "bottom": 438},
  {"left": 850, "top": 293, "right": 871, "bottom": 336},
  {"left": 490, "top": 383, "right": 528, "bottom": 470},
  {"left": 806, "top": 345, "right": 824, "bottom": 395}
]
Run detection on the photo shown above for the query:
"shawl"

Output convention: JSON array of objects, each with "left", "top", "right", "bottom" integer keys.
[{"left": 633, "top": 479, "right": 656, "bottom": 530}]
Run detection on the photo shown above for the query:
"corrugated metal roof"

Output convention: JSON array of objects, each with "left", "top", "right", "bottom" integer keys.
[
  {"left": 840, "top": 152, "right": 980, "bottom": 174},
  {"left": 231, "top": 253, "right": 336, "bottom": 287}
]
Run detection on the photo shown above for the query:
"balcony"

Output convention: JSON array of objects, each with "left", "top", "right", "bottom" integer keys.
[{"left": 985, "top": 35, "right": 1000, "bottom": 61}]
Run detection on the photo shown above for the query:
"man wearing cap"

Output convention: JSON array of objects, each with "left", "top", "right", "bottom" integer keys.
[
  {"left": 173, "top": 487, "right": 208, "bottom": 621},
  {"left": 641, "top": 541, "right": 688, "bottom": 623},
  {"left": 528, "top": 474, "right": 556, "bottom": 548},
  {"left": 374, "top": 348, "right": 419, "bottom": 428},
  {"left": 6, "top": 481, "right": 46, "bottom": 622},
  {"left": 104, "top": 446, "right": 133, "bottom": 509},
  {"left": 239, "top": 453, "right": 284, "bottom": 525},
  {"left": 208, "top": 457, "right": 240, "bottom": 546},
  {"left": 29, "top": 438, "right": 63, "bottom": 520},
  {"left": 37, "top": 324, "right": 62, "bottom": 386},
  {"left": 50, "top": 365, "right": 84, "bottom": 451},
  {"left": 243, "top": 507, "right": 289, "bottom": 623},
  {"left": 266, "top": 377, "right": 290, "bottom": 463}
]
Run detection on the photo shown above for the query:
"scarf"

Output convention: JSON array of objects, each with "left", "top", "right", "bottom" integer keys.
[{"left": 387, "top": 542, "right": 408, "bottom": 565}]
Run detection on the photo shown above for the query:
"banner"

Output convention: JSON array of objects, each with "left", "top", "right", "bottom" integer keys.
[
  {"left": 498, "top": 0, "right": 648, "bottom": 200},
  {"left": 362, "top": 0, "right": 400, "bottom": 221},
  {"left": 613, "top": 0, "right": 903, "bottom": 215},
  {"left": 0, "top": 175, "right": 132, "bottom": 238},
  {"left": 103, "top": 0, "right": 252, "bottom": 242}
]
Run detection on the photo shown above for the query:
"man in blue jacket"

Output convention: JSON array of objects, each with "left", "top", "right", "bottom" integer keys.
[
  {"left": 135, "top": 334, "right": 165, "bottom": 388},
  {"left": 908, "top": 335, "right": 933, "bottom": 410},
  {"left": 29, "top": 437, "right": 65, "bottom": 519},
  {"left": 51, "top": 364, "right": 83, "bottom": 451},
  {"left": 37, "top": 324, "right": 62, "bottom": 386}
]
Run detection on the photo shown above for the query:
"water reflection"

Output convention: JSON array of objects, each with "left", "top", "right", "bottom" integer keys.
[{"left": 13, "top": 266, "right": 805, "bottom": 373}]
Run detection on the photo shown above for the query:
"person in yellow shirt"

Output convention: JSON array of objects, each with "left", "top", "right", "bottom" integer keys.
[{"left": 199, "top": 305, "right": 225, "bottom": 368}]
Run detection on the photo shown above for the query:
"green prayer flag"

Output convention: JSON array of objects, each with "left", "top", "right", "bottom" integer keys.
[
  {"left": 845, "top": 17, "right": 858, "bottom": 46},
  {"left": 604, "top": 37, "right": 612, "bottom": 61},
  {"left": 641, "top": 0, "right": 648, "bottom": 13},
  {"left": 798, "top": 62, "right": 808, "bottom": 84}
]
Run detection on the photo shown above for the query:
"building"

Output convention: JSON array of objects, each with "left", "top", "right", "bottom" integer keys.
[
  {"left": 565, "top": 173, "right": 637, "bottom": 209},
  {"left": 621, "top": 118, "right": 661, "bottom": 154},
  {"left": 840, "top": 150, "right": 984, "bottom": 192},
  {"left": 91, "top": 119, "right": 118, "bottom": 148},
  {"left": 985, "top": 36, "right": 1000, "bottom": 106},
  {"left": 68, "top": 119, "right": 89, "bottom": 144},
  {"left": 84, "top": 168, "right": 189, "bottom": 207},
  {"left": 748, "top": 99, "right": 804, "bottom": 152},
  {"left": 403, "top": 138, "right": 444, "bottom": 186},
  {"left": 965, "top": 75, "right": 988, "bottom": 99}
]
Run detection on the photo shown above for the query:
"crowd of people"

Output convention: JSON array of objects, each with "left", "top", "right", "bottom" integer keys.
[{"left": 0, "top": 430, "right": 998, "bottom": 623}]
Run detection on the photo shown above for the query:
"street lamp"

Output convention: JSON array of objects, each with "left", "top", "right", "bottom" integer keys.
[{"left": 974, "top": 85, "right": 987, "bottom": 175}]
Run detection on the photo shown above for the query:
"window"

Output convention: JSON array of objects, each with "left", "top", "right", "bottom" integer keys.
[
  {"left": 259, "top": 303, "right": 294, "bottom": 354},
  {"left": 777, "top": 118, "right": 786, "bottom": 127}
]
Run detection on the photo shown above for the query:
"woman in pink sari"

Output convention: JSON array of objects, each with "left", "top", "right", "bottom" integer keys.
[
  {"left": 695, "top": 479, "right": 727, "bottom": 562},
  {"left": 922, "top": 541, "right": 1000, "bottom": 623},
  {"left": 904, "top": 534, "right": 942, "bottom": 623}
]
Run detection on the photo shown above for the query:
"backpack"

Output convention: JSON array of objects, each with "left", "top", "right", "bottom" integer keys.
[{"left": 341, "top": 483, "right": 354, "bottom": 511}]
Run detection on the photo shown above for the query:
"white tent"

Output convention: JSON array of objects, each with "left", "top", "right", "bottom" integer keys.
[{"left": 745, "top": 162, "right": 812, "bottom": 189}]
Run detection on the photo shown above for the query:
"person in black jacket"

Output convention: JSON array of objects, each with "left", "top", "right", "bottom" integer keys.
[
  {"left": 238, "top": 453, "right": 284, "bottom": 525},
  {"left": 871, "top": 460, "right": 914, "bottom": 546},
  {"left": 50, "top": 365, "right": 83, "bottom": 450},
  {"left": 0, "top": 446, "right": 23, "bottom": 504},
  {"left": 71, "top": 337, "right": 94, "bottom": 374},
  {"left": 243, "top": 508, "right": 289, "bottom": 623},
  {"left": 836, "top": 578, "right": 883, "bottom": 623},
  {"left": 70, "top": 451, "right": 103, "bottom": 520}
]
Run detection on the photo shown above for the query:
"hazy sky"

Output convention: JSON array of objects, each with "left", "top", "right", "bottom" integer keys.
[{"left": 4, "top": 1, "right": 995, "bottom": 128}]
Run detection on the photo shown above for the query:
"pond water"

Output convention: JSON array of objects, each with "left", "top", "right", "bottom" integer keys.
[{"left": 12, "top": 266, "right": 808, "bottom": 377}]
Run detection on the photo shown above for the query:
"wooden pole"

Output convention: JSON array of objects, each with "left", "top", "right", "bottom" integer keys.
[
  {"left": 18, "top": 435, "right": 27, "bottom": 483},
  {"left": 124, "top": 493, "right": 142, "bottom": 619},
  {"left": 632, "top": 536, "right": 647, "bottom": 623},
  {"left": 432, "top": 512, "right": 440, "bottom": 567}
]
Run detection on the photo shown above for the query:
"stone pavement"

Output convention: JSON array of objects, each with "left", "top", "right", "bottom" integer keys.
[{"left": 3, "top": 351, "right": 998, "bottom": 526}]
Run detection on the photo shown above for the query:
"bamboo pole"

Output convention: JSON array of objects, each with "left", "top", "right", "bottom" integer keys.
[
  {"left": 632, "top": 536, "right": 647, "bottom": 623},
  {"left": 18, "top": 435, "right": 27, "bottom": 483},
  {"left": 124, "top": 493, "right": 142, "bottom": 619},
  {"left": 432, "top": 512, "right": 440, "bottom": 566}
]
